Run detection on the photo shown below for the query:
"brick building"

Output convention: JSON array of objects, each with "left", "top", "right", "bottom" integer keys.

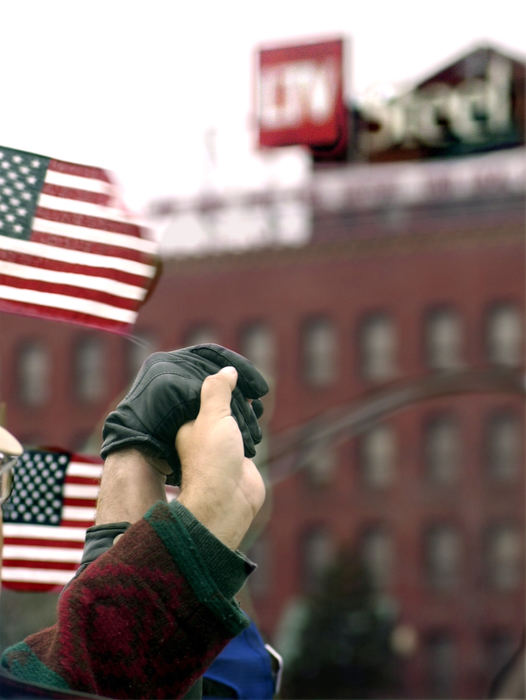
[{"left": 1, "top": 44, "right": 525, "bottom": 699}]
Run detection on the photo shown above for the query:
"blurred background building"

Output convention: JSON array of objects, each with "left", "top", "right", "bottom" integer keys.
[{"left": 1, "top": 39, "right": 525, "bottom": 699}]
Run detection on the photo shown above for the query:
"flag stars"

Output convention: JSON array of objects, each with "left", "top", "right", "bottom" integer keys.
[
  {"left": 4, "top": 449, "right": 69, "bottom": 526},
  {"left": 0, "top": 150, "right": 41, "bottom": 238}
]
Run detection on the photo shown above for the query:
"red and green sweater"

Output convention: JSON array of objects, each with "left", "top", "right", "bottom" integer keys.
[{"left": 1, "top": 500, "right": 254, "bottom": 699}]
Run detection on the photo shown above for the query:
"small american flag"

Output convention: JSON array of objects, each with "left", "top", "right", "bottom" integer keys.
[
  {"left": 1, "top": 449, "right": 102, "bottom": 592},
  {"left": 0, "top": 145, "right": 158, "bottom": 335}
]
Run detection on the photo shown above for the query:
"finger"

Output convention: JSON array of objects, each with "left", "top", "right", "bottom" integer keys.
[
  {"left": 231, "top": 388, "right": 262, "bottom": 445},
  {"left": 231, "top": 401, "right": 257, "bottom": 458},
  {"left": 199, "top": 366, "right": 238, "bottom": 420},
  {"left": 189, "top": 344, "right": 269, "bottom": 398},
  {"left": 252, "top": 398, "right": 264, "bottom": 419}
]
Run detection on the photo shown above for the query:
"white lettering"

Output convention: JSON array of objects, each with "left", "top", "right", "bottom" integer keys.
[
  {"left": 259, "top": 59, "right": 339, "bottom": 130},
  {"left": 359, "top": 56, "right": 514, "bottom": 153}
]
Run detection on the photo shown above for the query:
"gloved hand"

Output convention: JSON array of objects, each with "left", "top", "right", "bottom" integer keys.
[{"left": 100, "top": 344, "right": 269, "bottom": 485}]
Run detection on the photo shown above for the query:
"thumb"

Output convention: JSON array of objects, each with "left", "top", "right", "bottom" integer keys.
[{"left": 199, "top": 366, "right": 238, "bottom": 420}]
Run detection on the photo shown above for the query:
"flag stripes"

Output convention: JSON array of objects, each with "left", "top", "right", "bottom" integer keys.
[
  {"left": 0, "top": 146, "right": 158, "bottom": 334},
  {"left": 2, "top": 451, "right": 103, "bottom": 592}
]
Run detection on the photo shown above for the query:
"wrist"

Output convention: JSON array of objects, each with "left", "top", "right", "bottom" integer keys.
[
  {"left": 96, "top": 448, "right": 167, "bottom": 525},
  {"left": 178, "top": 486, "right": 254, "bottom": 551}
]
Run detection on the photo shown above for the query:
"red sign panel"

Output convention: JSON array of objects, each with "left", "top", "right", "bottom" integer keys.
[{"left": 256, "top": 38, "right": 346, "bottom": 149}]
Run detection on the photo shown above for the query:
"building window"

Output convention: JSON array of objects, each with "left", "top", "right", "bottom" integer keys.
[
  {"left": 424, "top": 414, "right": 460, "bottom": 485},
  {"left": 74, "top": 336, "right": 105, "bottom": 402},
  {"left": 359, "top": 525, "right": 393, "bottom": 590},
  {"left": 484, "top": 523, "right": 521, "bottom": 590},
  {"left": 126, "top": 332, "right": 157, "bottom": 382},
  {"left": 484, "top": 631, "right": 516, "bottom": 689},
  {"left": 425, "top": 307, "right": 463, "bottom": 370},
  {"left": 183, "top": 323, "right": 218, "bottom": 347},
  {"left": 485, "top": 303, "right": 522, "bottom": 367},
  {"left": 485, "top": 411, "right": 521, "bottom": 482},
  {"left": 301, "top": 317, "right": 336, "bottom": 387},
  {"left": 17, "top": 341, "right": 49, "bottom": 406},
  {"left": 301, "top": 527, "right": 333, "bottom": 593},
  {"left": 358, "top": 424, "right": 396, "bottom": 489},
  {"left": 248, "top": 536, "right": 270, "bottom": 598},
  {"left": 239, "top": 321, "right": 275, "bottom": 381},
  {"left": 425, "top": 632, "right": 455, "bottom": 698},
  {"left": 303, "top": 440, "right": 336, "bottom": 487},
  {"left": 358, "top": 312, "right": 396, "bottom": 381},
  {"left": 424, "top": 524, "right": 461, "bottom": 590}
]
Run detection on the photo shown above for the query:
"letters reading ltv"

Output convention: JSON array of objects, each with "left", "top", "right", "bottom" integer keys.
[{"left": 257, "top": 39, "right": 345, "bottom": 148}]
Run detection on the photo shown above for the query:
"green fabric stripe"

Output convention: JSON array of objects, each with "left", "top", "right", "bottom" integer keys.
[
  {"left": 1, "top": 641, "right": 70, "bottom": 690},
  {"left": 145, "top": 501, "right": 250, "bottom": 635},
  {"left": 174, "top": 499, "right": 255, "bottom": 599}
]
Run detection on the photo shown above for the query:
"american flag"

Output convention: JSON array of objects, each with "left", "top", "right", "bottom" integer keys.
[
  {"left": 0, "top": 145, "right": 158, "bottom": 335},
  {"left": 1, "top": 449, "right": 102, "bottom": 593}
]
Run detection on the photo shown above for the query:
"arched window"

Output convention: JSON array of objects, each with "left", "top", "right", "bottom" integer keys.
[
  {"left": 126, "top": 331, "right": 157, "bottom": 382},
  {"left": 182, "top": 323, "right": 218, "bottom": 347},
  {"left": 248, "top": 536, "right": 270, "bottom": 598},
  {"left": 303, "top": 440, "right": 336, "bottom": 487},
  {"left": 424, "top": 307, "right": 463, "bottom": 370},
  {"left": 484, "top": 631, "right": 516, "bottom": 689},
  {"left": 359, "top": 525, "right": 393, "bottom": 590},
  {"left": 239, "top": 321, "right": 275, "bottom": 381},
  {"left": 425, "top": 632, "right": 455, "bottom": 698},
  {"left": 484, "top": 523, "right": 521, "bottom": 590},
  {"left": 74, "top": 336, "right": 105, "bottom": 402},
  {"left": 485, "top": 410, "right": 521, "bottom": 482},
  {"left": 359, "top": 424, "right": 396, "bottom": 489},
  {"left": 485, "top": 303, "right": 522, "bottom": 366},
  {"left": 358, "top": 312, "right": 396, "bottom": 381},
  {"left": 301, "top": 317, "right": 336, "bottom": 387},
  {"left": 301, "top": 527, "right": 333, "bottom": 593},
  {"left": 424, "top": 524, "right": 461, "bottom": 589},
  {"left": 17, "top": 341, "right": 49, "bottom": 406},
  {"left": 424, "top": 414, "right": 461, "bottom": 485}
]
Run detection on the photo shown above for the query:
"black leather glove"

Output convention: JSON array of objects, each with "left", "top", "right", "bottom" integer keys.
[
  {"left": 62, "top": 522, "right": 130, "bottom": 592},
  {"left": 100, "top": 344, "right": 269, "bottom": 485}
]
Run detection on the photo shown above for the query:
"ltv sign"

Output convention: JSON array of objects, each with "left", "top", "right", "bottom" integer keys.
[{"left": 256, "top": 38, "right": 347, "bottom": 149}]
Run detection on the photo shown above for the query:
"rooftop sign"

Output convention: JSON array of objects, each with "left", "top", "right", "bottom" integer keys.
[
  {"left": 357, "top": 46, "right": 525, "bottom": 161},
  {"left": 255, "top": 38, "right": 347, "bottom": 151}
]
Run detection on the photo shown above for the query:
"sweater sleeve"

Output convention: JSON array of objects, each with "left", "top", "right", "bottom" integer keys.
[{"left": 1, "top": 500, "right": 254, "bottom": 699}]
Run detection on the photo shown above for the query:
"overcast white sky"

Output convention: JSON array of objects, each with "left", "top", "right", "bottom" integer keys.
[{"left": 1, "top": 1, "right": 525, "bottom": 213}]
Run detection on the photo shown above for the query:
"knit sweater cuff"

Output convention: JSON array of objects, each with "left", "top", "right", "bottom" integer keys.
[
  {"left": 144, "top": 500, "right": 255, "bottom": 633},
  {"left": 171, "top": 500, "right": 256, "bottom": 599}
]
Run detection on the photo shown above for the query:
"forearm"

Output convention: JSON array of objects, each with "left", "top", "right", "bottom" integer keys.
[
  {"left": 97, "top": 447, "right": 257, "bottom": 552},
  {"left": 95, "top": 448, "right": 167, "bottom": 526},
  {"left": 2, "top": 502, "right": 252, "bottom": 699}
]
